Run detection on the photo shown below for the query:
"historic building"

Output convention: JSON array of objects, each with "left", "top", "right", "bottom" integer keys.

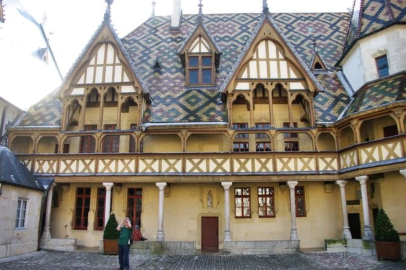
[{"left": 6, "top": 0, "right": 406, "bottom": 253}]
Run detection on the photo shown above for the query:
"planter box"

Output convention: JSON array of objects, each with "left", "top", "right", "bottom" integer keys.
[
  {"left": 103, "top": 239, "right": 118, "bottom": 255},
  {"left": 376, "top": 241, "right": 401, "bottom": 261}
]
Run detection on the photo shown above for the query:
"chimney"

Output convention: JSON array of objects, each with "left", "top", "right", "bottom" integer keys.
[{"left": 170, "top": 0, "right": 182, "bottom": 30}]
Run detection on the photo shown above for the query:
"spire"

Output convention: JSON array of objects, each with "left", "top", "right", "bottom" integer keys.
[
  {"left": 197, "top": 0, "right": 203, "bottom": 23},
  {"left": 104, "top": 0, "right": 114, "bottom": 22},
  {"left": 152, "top": 0, "right": 156, "bottom": 18},
  {"left": 262, "top": 0, "right": 269, "bottom": 14}
]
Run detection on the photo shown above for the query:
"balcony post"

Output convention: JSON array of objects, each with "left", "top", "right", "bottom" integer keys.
[
  {"left": 103, "top": 183, "right": 114, "bottom": 226},
  {"left": 287, "top": 181, "right": 299, "bottom": 240},
  {"left": 156, "top": 182, "right": 167, "bottom": 241},
  {"left": 221, "top": 182, "right": 233, "bottom": 241},
  {"left": 336, "top": 180, "right": 352, "bottom": 239},
  {"left": 355, "top": 176, "right": 374, "bottom": 240}
]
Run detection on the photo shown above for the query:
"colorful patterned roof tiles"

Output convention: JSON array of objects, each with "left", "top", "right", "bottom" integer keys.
[
  {"left": 19, "top": 90, "right": 62, "bottom": 127},
  {"left": 344, "top": 73, "right": 406, "bottom": 116}
]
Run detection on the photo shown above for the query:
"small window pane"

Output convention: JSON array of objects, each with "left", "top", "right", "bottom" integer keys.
[
  {"left": 189, "top": 70, "right": 198, "bottom": 84},
  {"left": 202, "top": 69, "right": 212, "bottom": 84},
  {"left": 376, "top": 55, "right": 389, "bottom": 78},
  {"left": 189, "top": 57, "right": 198, "bottom": 67},
  {"left": 202, "top": 57, "right": 211, "bottom": 66}
]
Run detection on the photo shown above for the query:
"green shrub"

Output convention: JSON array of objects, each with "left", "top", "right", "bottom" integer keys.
[
  {"left": 374, "top": 209, "right": 399, "bottom": 242},
  {"left": 103, "top": 213, "right": 120, "bottom": 240}
]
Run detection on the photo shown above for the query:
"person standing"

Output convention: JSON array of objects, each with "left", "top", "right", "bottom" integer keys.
[{"left": 116, "top": 217, "right": 132, "bottom": 270}]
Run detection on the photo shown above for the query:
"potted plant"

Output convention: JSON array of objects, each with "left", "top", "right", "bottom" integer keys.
[
  {"left": 374, "top": 209, "right": 401, "bottom": 261},
  {"left": 103, "top": 213, "right": 120, "bottom": 255}
]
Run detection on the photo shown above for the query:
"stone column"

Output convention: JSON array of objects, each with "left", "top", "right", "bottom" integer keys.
[
  {"left": 42, "top": 183, "right": 56, "bottom": 239},
  {"left": 156, "top": 182, "right": 167, "bottom": 241},
  {"left": 336, "top": 180, "right": 352, "bottom": 239},
  {"left": 287, "top": 181, "right": 299, "bottom": 240},
  {"left": 221, "top": 182, "right": 233, "bottom": 241},
  {"left": 103, "top": 183, "right": 114, "bottom": 226},
  {"left": 355, "top": 176, "right": 374, "bottom": 240}
]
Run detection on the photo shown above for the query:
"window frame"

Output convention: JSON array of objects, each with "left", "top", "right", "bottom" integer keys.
[
  {"left": 234, "top": 187, "right": 251, "bottom": 218},
  {"left": 284, "top": 141, "right": 300, "bottom": 152},
  {"left": 295, "top": 186, "right": 306, "bottom": 217},
  {"left": 102, "top": 124, "right": 119, "bottom": 153},
  {"left": 80, "top": 125, "right": 97, "bottom": 153},
  {"left": 16, "top": 198, "right": 28, "bottom": 229},
  {"left": 375, "top": 55, "right": 389, "bottom": 78},
  {"left": 127, "top": 188, "right": 143, "bottom": 227},
  {"left": 257, "top": 187, "right": 275, "bottom": 218},
  {"left": 186, "top": 54, "right": 214, "bottom": 86},
  {"left": 74, "top": 187, "right": 91, "bottom": 230},
  {"left": 95, "top": 188, "right": 107, "bottom": 230}
]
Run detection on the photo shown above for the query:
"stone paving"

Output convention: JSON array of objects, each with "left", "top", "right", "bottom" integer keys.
[{"left": 0, "top": 250, "right": 405, "bottom": 270}]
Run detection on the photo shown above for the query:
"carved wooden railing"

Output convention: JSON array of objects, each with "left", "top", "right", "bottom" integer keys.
[{"left": 16, "top": 136, "right": 406, "bottom": 177}]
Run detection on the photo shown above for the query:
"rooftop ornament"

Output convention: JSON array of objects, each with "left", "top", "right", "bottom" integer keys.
[{"left": 262, "top": 0, "right": 269, "bottom": 14}]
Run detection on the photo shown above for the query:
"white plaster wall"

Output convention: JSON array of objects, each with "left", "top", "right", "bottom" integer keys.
[
  {"left": 0, "top": 185, "right": 43, "bottom": 259},
  {"left": 342, "top": 25, "right": 406, "bottom": 92}
]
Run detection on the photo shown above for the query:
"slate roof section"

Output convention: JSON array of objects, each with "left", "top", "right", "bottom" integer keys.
[
  {"left": 0, "top": 146, "right": 44, "bottom": 191},
  {"left": 344, "top": 72, "right": 406, "bottom": 116},
  {"left": 342, "top": 0, "right": 406, "bottom": 58},
  {"left": 16, "top": 12, "right": 352, "bottom": 125}
]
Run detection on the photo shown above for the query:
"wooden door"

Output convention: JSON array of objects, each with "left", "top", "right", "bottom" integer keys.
[{"left": 201, "top": 217, "right": 219, "bottom": 250}]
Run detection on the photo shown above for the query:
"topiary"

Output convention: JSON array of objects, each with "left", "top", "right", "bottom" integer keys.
[
  {"left": 374, "top": 209, "right": 399, "bottom": 242},
  {"left": 103, "top": 213, "right": 120, "bottom": 240}
]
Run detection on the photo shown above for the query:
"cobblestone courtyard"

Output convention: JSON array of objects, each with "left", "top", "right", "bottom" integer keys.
[{"left": 0, "top": 250, "right": 405, "bottom": 270}]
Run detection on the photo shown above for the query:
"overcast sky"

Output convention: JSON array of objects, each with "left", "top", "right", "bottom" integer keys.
[{"left": 5, "top": 0, "right": 354, "bottom": 110}]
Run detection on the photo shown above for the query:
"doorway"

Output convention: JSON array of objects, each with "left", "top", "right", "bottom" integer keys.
[
  {"left": 201, "top": 217, "right": 219, "bottom": 250},
  {"left": 348, "top": 213, "right": 362, "bottom": 239}
]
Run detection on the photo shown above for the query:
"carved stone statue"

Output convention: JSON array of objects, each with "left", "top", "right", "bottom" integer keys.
[{"left": 207, "top": 190, "right": 213, "bottom": 208}]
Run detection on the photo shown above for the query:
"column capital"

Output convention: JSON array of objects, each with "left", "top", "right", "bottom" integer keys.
[
  {"left": 287, "top": 181, "right": 298, "bottom": 189},
  {"left": 103, "top": 182, "right": 114, "bottom": 190},
  {"left": 221, "top": 182, "right": 233, "bottom": 190},
  {"left": 49, "top": 182, "right": 57, "bottom": 190},
  {"left": 399, "top": 169, "right": 406, "bottom": 179},
  {"left": 336, "top": 180, "right": 348, "bottom": 188},
  {"left": 355, "top": 175, "right": 369, "bottom": 184},
  {"left": 156, "top": 182, "right": 167, "bottom": 190}
]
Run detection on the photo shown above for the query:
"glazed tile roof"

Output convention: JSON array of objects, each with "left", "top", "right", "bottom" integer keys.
[
  {"left": 18, "top": 11, "right": 352, "bottom": 126},
  {"left": 344, "top": 73, "right": 406, "bottom": 116},
  {"left": 18, "top": 89, "right": 62, "bottom": 127},
  {"left": 343, "top": 0, "right": 406, "bottom": 54}
]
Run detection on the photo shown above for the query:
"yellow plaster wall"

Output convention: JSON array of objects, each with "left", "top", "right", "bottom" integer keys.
[
  {"left": 120, "top": 105, "right": 138, "bottom": 129},
  {"left": 10, "top": 137, "right": 33, "bottom": 154},
  {"left": 37, "top": 137, "right": 58, "bottom": 153},
  {"left": 379, "top": 172, "right": 406, "bottom": 238},
  {"left": 232, "top": 104, "right": 250, "bottom": 124},
  {"left": 317, "top": 133, "right": 336, "bottom": 151},
  {"left": 187, "top": 135, "right": 229, "bottom": 152},
  {"left": 142, "top": 135, "right": 182, "bottom": 152},
  {"left": 253, "top": 104, "right": 270, "bottom": 123},
  {"left": 51, "top": 182, "right": 345, "bottom": 249}
]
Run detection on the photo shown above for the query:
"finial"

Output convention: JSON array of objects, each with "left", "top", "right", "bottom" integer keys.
[
  {"left": 152, "top": 0, "right": 156, "bottom": 17},
  {"left": 262, "top": 0, "right": 269, "bottom": 14},
  {"left": 104, "top": 0, "right": 114, "bottom": 22},
  {"left": 197, "top": 0, "right": 203, "bottom": 22},
  {"left": 308, "top": 26, "right": 318, "bottom": 52}
]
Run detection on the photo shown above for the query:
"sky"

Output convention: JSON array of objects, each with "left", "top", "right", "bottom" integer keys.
[{"left": 2, "top": 0, "right": 354, "bottom": 110}]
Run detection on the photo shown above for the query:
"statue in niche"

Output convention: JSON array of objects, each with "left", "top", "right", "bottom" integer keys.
[{"left": 207, "top": 190, "right": 213, "bottom": 208}]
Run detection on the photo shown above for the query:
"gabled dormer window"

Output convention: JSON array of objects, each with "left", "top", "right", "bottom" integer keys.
[{"left": 186, "top": 36, "right": 214, "bottom": 85}]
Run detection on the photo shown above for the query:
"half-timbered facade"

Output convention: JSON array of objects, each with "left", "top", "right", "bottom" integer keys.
[{"left": 7, "top": 0, "right": 406, "bottom": 253}]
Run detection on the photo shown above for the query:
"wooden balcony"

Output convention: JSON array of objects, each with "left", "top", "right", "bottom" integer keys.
[{"left": 16, "top": 135, "right": 406, "bottom": 182}]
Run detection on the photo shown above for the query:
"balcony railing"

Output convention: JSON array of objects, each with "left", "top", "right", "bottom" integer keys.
[{"left": 16, "top": 136, "right": 406, "bottom": 178}]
